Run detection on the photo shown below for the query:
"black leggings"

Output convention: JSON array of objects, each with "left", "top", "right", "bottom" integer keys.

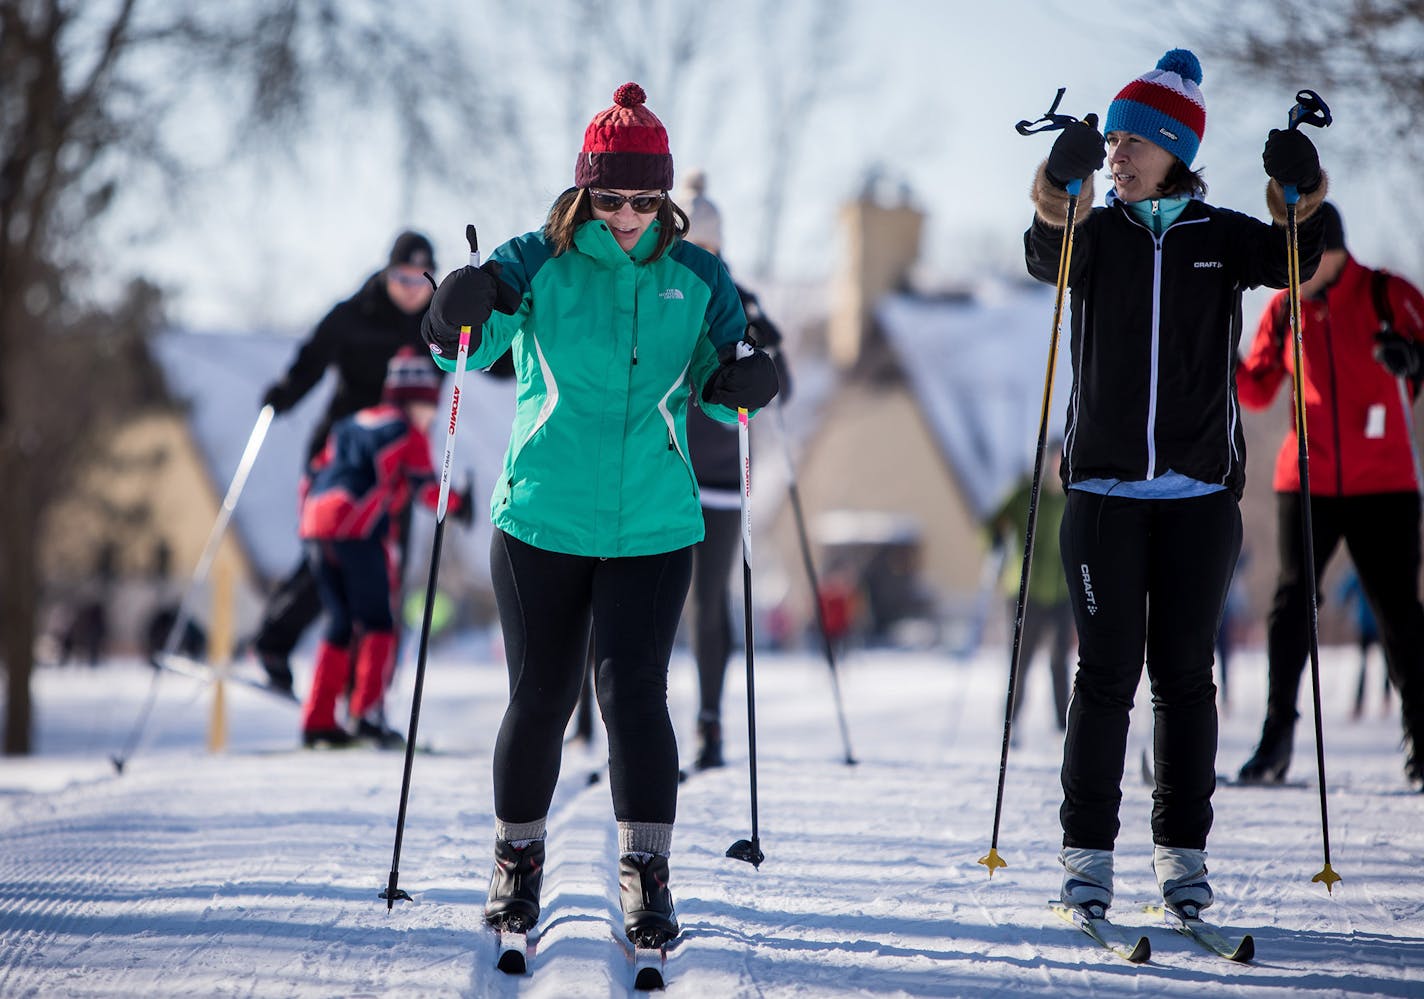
[
  {"left": 1265, "top": 491, "right": 1424, "bottom": 740},
  {"left": 691, "top": 506, "right": 741, "bottom": 721},
  {"left": 1059, "top": 490, "right": 1242, "bottom": 851},
  {"left": 489, "top": 530, "right": 693, "bottom": 825}
]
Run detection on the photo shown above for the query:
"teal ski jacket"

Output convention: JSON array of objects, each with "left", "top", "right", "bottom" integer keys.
[{"left": 433, "top": 218, "right": 748, "bottom": 557}]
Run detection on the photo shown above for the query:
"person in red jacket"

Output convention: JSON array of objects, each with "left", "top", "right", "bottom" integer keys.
[
  {"left": 1235, "top": 201, "right": 1424, "bottom": 790},
  {"left": 298, "top": 349, "right": 470, "bottom": 748}
]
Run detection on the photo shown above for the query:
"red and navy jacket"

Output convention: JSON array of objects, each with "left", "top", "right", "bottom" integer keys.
[
  {"left": 1237, "top": 255, "right": 1424, "bottom": 496},
  {"left": 300, "top": 404, "right": 461, "bottom": 540}
]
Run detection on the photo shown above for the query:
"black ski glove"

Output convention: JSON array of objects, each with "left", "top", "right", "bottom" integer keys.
[
  {"left": 702, "top": 340, "right": 780, "bottom": 410},
  {"left": 1045, "top": 118, "right": 1105, "bottom": 189},
  {"left": 1262, "top": 128, "right": 1321, "bottom": 193},
  {"left": 261, "top": 383, "right": 295, "bottom": 415},
  {"left": 422, "top": 261, "right": 520, "bottom": 358},
  {"left": 450, "top": 490, "right": 476, "bottom": 527},
  {"left": 1374, "top": 330, "right": 1423, "bottom": 378}
]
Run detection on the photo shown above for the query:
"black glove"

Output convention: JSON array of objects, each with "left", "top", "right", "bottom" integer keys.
[
  {"left": 1374, "top": 330, "right": 1423, "bottom": 378},
  {"left": 422, "top": 261, "right": 518, "bottom": 358},
  {"left": 702, "top": 341, "right": 780, "bottom": 410},
  {"left": 261, "top": 383, "right": 294, "bottom": 415},
  {"left": 450, "top": 490, "right": 475, "bottom": 527},
  {"left": 1262, "top": 128, "right": 1321, "bottom": 192},
  {"left": 450, "top": 472, "right": 476, "bottom": 527},
  {"left": 1045, "top": 119, "right": 1105, "bottom": 189}
]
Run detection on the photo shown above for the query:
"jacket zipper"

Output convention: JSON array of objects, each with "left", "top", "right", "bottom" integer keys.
[
  {"left": 1146, "top": 200, "right": 1163, "bottom": 478},
  {"left": 1120, "top": 204, "right": 1208, "bottom": 481}
]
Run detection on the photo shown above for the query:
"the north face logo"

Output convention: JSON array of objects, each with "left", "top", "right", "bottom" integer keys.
[{"left": 659, "top": 288, "right": 684, "bottom": 301}]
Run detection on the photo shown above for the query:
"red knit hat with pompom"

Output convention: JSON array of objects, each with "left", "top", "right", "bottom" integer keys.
[{"left": 575, "top": 83, "right": 674, "bottom": 192}]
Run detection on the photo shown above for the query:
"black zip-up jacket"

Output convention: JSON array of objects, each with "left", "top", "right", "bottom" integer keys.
[
  {"left": 266, "top": 275, "right": 516, "bottom": 464},
  {"left": 1025, "top": 197, "right": 1323, "bottom": 499},
  {"left": 265, "top": 272, "right": 436, "bottom": 462}
]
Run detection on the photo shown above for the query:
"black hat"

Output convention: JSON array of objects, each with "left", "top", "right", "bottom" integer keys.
[
  {"left": 388, "top": 231, "right": 436, "bottom": 270},
  {"left": 1318, "top": 202, "right": 1346, "bottom": 252}
]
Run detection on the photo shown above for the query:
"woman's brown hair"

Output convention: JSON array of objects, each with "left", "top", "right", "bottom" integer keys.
[
  {"left": 543, "top": 187, "right": 690, "bottom": 259},
  {"left": 1159, "top": 160, "right": 1208, "bottom": 199}
]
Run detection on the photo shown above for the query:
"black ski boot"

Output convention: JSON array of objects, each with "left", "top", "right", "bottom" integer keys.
[
  {"left": 257, "top": 652, "right": 295, "bottom": 695},
  {"left": 1237, "top": 713, "right": 1296, "bottom": 784},
  {"left": 302, "top": 727, "right": 356, "bottom": 749},
  {"left": 354, "top": 717, "right": 406, "bottom": 750},
  {"left": 485, "top": 838, "right": 544, "bottom": 932},
  {"left": 695, "top": 717, "right": 724, "bottom": 770},
  {"left": 619, "top": 853, "right": 679, "bottom": 947}
]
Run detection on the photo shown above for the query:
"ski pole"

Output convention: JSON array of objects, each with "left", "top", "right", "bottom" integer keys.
[
  {"left": 772, "top": 402, "right": 857, "bottom": 766},
  {"left": 381, "top": 224, "right": 480, "bottom": 909},
  {"left": 1281, "top": 88, "right": 1340, "bottom": 893},
  {"left": 111, "top": 404, "right": 276, "bottom": 774},
  {"left": 979, "top": 93, "right": 1094, "bottom": 876},
  {"left": 726, "top": 404, "right": 765, "bottom": 868}
]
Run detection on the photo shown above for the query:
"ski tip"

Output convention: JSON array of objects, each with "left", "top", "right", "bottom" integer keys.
[
  {"left": 495, "top": 948, "right": 527, "bottom": 975},
  {"left": 633, "top": 965, "right": 665, "bottom": 990},
  {"left": 1127, "top": 936, "right": 1151, "bottom": 963},
  {"left": 1231, "top": 934, "right": 1255, "bottom": 963}
]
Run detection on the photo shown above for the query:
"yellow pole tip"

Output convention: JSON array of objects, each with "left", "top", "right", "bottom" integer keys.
[
  {"left": 977, "top": 849, "right": 1007, "bottom": 875},
  {"left": 1311, "top": 864, "right": 1342, "bottom": 892}
]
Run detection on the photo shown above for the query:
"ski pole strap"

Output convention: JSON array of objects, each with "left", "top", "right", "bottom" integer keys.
[
  {"left": 1015, "top": 87, "right": 1091, "bottom": 136},
  {"left": 1288, "top": 89, "right": 1332, "bottom": 131},
  {"left": 1282, "top": 89, "right": 1330, "bottom": 206}
]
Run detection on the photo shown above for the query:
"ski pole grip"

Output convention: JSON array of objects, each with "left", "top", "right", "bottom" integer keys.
[
  {"left": 1283, "top": 184, "right": 1300, "bottom": 206},
  {"left": 466, "top": 224, "right": 480, "bottom": 267},
  {"left": 1065, "top": 178, "right": 1083, "bottom": 197}
]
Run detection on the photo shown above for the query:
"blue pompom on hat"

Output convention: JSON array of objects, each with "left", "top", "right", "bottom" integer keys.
[{"left": 1104, "top": 49, "right": 1207, "bottom": 167}]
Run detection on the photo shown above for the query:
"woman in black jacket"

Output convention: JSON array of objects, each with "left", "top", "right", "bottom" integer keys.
[
  {"left": 679, "top": 175, "right": 792, "bottom": 770},
  {"left": 1025, "top": 49, "right": 1327, "bottom": 918}
]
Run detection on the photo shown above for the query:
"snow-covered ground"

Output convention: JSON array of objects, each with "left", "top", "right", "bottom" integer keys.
[{"left": 2, "top": 642, "right": 1421, "bottom": 997}]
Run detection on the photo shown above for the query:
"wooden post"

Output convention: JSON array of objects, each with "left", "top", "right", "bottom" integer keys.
[{"left": 207, "top": 559, "right": 235, "bottom": 753}]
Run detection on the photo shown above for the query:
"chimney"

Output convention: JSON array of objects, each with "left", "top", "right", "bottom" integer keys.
[{"left": 828, "top": 177, "right": 924, "bottom": 371}]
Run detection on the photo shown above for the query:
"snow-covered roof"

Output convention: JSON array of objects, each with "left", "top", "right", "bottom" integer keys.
[
  {"left": 151, "top": 330, "right": 515, "bottom": 584},
  {"left": 876, "top": 281, "right": 1074, "bottom": 520}
]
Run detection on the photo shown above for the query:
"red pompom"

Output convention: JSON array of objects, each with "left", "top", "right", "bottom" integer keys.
[{"left": 613, "top": 82, "right": 647, "bottom": 108}]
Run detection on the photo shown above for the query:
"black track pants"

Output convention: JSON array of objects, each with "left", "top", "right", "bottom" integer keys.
[
  {"left": 691, "top": 506, "right": 741, "bottom": 721},
  {"left": 1059, "top": 490, "right": 1242, "bottom": 851},
  {"left": 489, "top": 530, "right": 693, "bottom": 825},
  {"left": 1265, "top": 491, "right": 1424, "bottom": 743}
]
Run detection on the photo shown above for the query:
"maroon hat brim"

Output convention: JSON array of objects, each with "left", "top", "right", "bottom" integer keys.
[{"left": 575, "top": 151, "right": 673, "bottom": 192}]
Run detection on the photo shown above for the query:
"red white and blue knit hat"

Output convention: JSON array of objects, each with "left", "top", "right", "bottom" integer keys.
[
  {"left": 575, "top": 83, "right": 674, "bottom": 192},
  {"left": 1104, "top": 49, "right": 1206, "bottom": 167},
  {"left": 383, "top": 348, "right": 440, "bottom": 405}
]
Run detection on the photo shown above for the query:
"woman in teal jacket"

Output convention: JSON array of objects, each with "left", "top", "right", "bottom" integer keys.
[{"left": 423, "top": 83, "right": 779, "bottom": 949}]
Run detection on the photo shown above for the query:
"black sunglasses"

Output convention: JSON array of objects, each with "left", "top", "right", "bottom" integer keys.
[{"left": 588, "top": 190, "right": 665, "bottom": 214}]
